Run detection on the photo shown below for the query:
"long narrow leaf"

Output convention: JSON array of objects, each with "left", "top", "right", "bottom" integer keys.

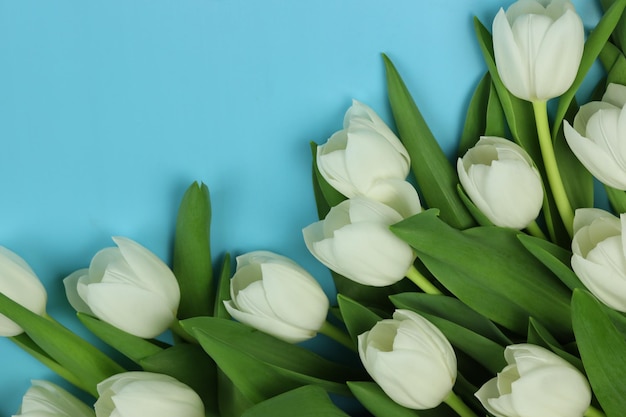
[
  {"left": 383, "top": 54, "right": 474, "bottom": 230},
  {"left": 241, "top": 386, "right": 350, "bottom": 417}
]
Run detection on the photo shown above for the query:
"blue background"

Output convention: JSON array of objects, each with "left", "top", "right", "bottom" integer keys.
[{"left": 0, "top": 0, "right": 602, "bottom": 414}]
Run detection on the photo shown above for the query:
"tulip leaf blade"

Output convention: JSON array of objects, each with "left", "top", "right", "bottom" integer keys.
[
  {"left": 607, "top": 52, "right": 626, "bottom": 85},
  {"left": 214, "top": 253, "right": 232, "bottom": 319},
  {"left": 572, "top": 289, "right": 626, "bottom": 417},
  {"left": 310, "top": 142, "right": 345, "bottom": 218},
  {"left": 140, "top": 344, "right": 219, "bottom": 417},
  {"left": 241, "top": 386, "right": 350, "bottom": 417},
  {"left": 77, "top": 312, "right": 164, "bottom": 364},
  {"left": 517, "top": 234, "right": 583, "bottom": 291},
  {"left": 0, "top": 293, "right": 124, "bottom": 396},
  {"left": 173, "top": 181, "right": 214, "bottom": 319},
  {"left": 382, "top": 54, "right": 474, "bottom": 230},
  {"left": 605, "top": 185, "right": 626, "bottom": 213},
  {"left": 527, "top": 317, "right": 584, "bottom": 373},
  {"left": 181, "top": 317, "right": 357, "bottom": 403},
  {"left": 389, "top": 292, "right": 511, "bottom": 347},
  {"left": 347, "top": 381, "right": 458, "bottom": 417},
  {"left": 392, "top": 210, "right": 572, "bottom": 339},
  {"left": 337, "top": 294, "right": 383, "bottom": 345},
  {"left": 553, "top": 0, "right": 626, "bottom": 138}
]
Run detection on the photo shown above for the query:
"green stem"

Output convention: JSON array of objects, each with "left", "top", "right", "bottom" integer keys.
[
  {"left": 532, "top": 100, "right": 574, "bottom": 236},
  {"left": 525, "top": 220, "right": 547, "bottom": 240},
  {"left": 319, "top": 321, "right": 356, "bottom": 351},
  {"left": 584, "top": 405, "right": 606, "bottom": 417},
  {"left": 444, "top": 391, "right": 479, "bottom": 417},
  {"left": 406, "top": 265, "right": 442, "bottom": 295}
]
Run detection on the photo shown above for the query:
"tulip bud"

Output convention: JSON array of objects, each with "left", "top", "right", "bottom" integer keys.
[
  {"left": 15, "top": 380, "right": 95, "bottom": 417},
  {"left": 303, "top": 197, "right": 416, "bottom": 287},
  {"left": 94, "top": 372, "right": 204, "bottom": 417},
  {"left": 317, "top": 101, "right": 420, "bottom": 216},
  {"left": 457, "top": 136, "right": 543, "bottom": 229},
  {"left": 223, "top": 251, "right": 329, "bottom": 343},
  {"left": 564, "top": 83, "right": 626, "bottom": 190},
  {"left": 492, "top": 0, "right": 584, "bottom": 102},
  {"left": 0, "top": 247, "right": 47, "bottom": 337},
  {"left": 570, "top": 208, "right": 626, "bottom": 312},
  {"left": 63, "top": 237, "right": 180, "bottom": 339},
  {"left": 358, "top": 309, "right": 456, "bottom": 409},
  {"left": 475, "top": 344, "right": 591, "bottom": 417}
]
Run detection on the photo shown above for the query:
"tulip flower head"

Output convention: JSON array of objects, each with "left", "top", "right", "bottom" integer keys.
[
  {"left": 94, "top": 372, "right": 204, "bottom": 417},
  {"left": 492, "top": 0, "right": 584, "bottom": 102},
  {"left": 570, "top": 208, "right": 626, "bottom": 312},
  {"left": 358, "top": 309, "right": 457, "bottom": 409},
  {"left": 223, "top": 251, "right": 329, "bottom": 343},
  {"left": 564, "top": 83, "right": 626, "bottom": 190},
  {"left": 303, "top": 197, "right": 416, "bottom": 287},
  {"left": 475, "top": 344, "right": 591, "bottom": 417},
  {"left": 457, "top": 136, "right": 543, "bottom": 229},
  {"left": 63, "top": 237, "right": 180, "bottom": 339},
  {"left": 0, "top": 247, "right": 47, "bottom": 337},
  {"left": 15, "top": 380, "right": 95, "bottom": 417}
]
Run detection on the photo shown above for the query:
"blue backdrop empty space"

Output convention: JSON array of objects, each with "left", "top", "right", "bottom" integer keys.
[{"left": 0, "top": 0, "right": 602, "bottom": 414}]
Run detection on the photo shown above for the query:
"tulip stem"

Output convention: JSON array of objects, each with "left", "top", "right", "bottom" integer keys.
[
  {"left": 525, "top": 220, "right": 547, "bottom": 240},
  {"left": 584, "top": 405, "right": 606, "bottom": 417},
  {"left": 444, "top": 391, "right": 479, "bottom": 417},
  {"left": 532, "top": 100, "right": 574, "bottom": 236},
  {"left": 406, "top": 265, "right": 442, "bottom": 295},
  {"left": 319, "top": 321, "right": 356, "bottom": 352}
]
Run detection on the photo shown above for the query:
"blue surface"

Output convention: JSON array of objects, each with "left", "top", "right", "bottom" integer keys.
[{"left": 0, "top": 0, "right": 602, "bottom": 414}]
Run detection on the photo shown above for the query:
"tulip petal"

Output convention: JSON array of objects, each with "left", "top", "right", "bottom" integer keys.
[
  {"left": 572, "top": 208, "right": 617, "bottom": 237},
  {"left": 533, "top": 9, "right": 583, "bottom": 100},
  {"left": 572, "top": 255, "right": 626, "bottom": 312},
  {"left": 493, "top": 8, "right": 532, "bottom": 100},
  {"left": 83, "top": 283, "right": 176, "bottom": 338},
  {"left": 602, "top": 83, "right": 626, "bottom": 108},
  {"left": 505, "top": 0, "right": 547, "bottom": 22},
  {"left": 365, "top": 179, "right": 422, "bottom": 219},
  {"left": 260, "top": 262, "right": 328, "bottom": 331},
  {"left": 224, "top": 301, "right": 315, "bottom": 343},
  {"left": 232, "top": 280, "right": 275, "bottom": 317},
  {"left": 63, "top": 269, "right": 93, "bottom": 315}
]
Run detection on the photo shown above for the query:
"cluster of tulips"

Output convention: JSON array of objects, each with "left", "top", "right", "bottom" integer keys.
[{"left": 2, "top": 0, "right": 626, "bottom": 417}]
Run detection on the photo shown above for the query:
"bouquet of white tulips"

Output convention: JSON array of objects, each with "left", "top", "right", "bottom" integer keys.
[{"left": 2, "top": 0, "right": 626, "bottom": 416}]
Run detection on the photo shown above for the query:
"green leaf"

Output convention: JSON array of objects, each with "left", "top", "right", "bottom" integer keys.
[
  {"left": 605, "top": 185, "right": 626, "bottom": 213},
  {"left": 607, "top": 53, "right": 626, "bottom": 85},
  {"left": 527, "top": 318, "right": 584, "bottom": 373},
  {"left": 0, "top": 293, "right": 124, "bottom": 396},
  {"left": 456, "top": 185, "right": 494, "bottom": 227},
  {"left": 332, "top": 269, "right": 414, "bottom": 312},
  {"left": 241, "top": 386, "right": 350, "bottom": 417},
  {"left": 140, "top": 344, "right": 219, "bottom": 417},
  {"left": 599, "top": 41, "right": 622, "bottom": 73},
  {"left": 391, "top": 210, "right": 572, "bottom": 339},
  {"left": 181, "top": 317, "right": 355, "bottom": 404},
  {"left": 389, "top": 292, "right": 511, "bottom": 346},
  {"left": 382, "top": 54, "right": 474, "bottom": 230},
  {"left": 214, "top": 253, "right": 232, "bottom": 319},
  {"left": 572, "top": 290, "right": 626, "bottom": 417},
  {"left": 552, "top": 0, "right": 626, "bottom": 138},
  {"left": 517, "top": 234, "right": 583, "bottom": 291},
  {"left": 173, "top": 181, "right": 214, "bottom": 319},
  {"left": 600, "top": 0, "right": 626, "bottom": 55},
  {"left": 336, "top": 294, "right": 383, "bottom": 345},
  {"left": 77, "top": 312, "right": 164, "bottom": 364},
  {"left": 217, "top": 370, "right": 255, "bottom": 417},
  {"left": 391, "top": 294, "right": 506, "bottom": 374},
  {"left": 310, "top": 141, "right": 345, "bottom": 217},
  {"left": 347, "top": 381, "right": 458, "bottom": 417}
]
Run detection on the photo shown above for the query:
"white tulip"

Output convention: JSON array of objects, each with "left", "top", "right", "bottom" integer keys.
[
  {"left": 358, "top": 309, "right": 456, "bottom": 409},
  {"left": 570, "top": 208, "right": 626, "bottom": 312},
  {"left": 303, "top": 197, "right": 416, "bottom": 287},
  {"left": 14, "top": 380, "right": 94, "bottom": 417},
  {"left": 64, "top": 237, "right": 180, "bottom": 339},
  {"left": 317, "top": 101, "right": 420, "bottom": 213},
  {"left": 475, "top": 344, "right": 591, "bottom": 417},
  {"left": 0, "top": 247, "right": 47, "bottom": 337},
  {"left": 564, "top": 83, "right": 626, "bottom": 190},
  {"left": 223, "top": 251, "right": 329, "bottom": 343},
  {"left": 492, "top": 0, "right": 584, "bottom": 102},
  {"left": 457, "top": 137, "right": 543, "bottom": 229},
  {"left": 94, "top": 372, "right": 204, "bottom": 417}
]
